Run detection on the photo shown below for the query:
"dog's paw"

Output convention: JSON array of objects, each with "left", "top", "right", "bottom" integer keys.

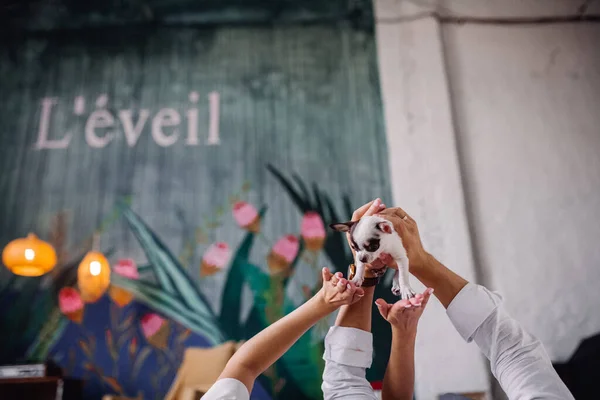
[
  {"left": 391, "top": 283, "right": 401, "bottom": 296},
  {"left": 399, "top": 286, "right": 417, "bottom": 300},
  {"left": 351, "top": 275, "right": 364, "bottom": 287}
]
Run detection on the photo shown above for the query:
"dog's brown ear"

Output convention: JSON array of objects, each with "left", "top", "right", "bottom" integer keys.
[{"left": 329, "top": 221, "right": 356, "bottom": 232}]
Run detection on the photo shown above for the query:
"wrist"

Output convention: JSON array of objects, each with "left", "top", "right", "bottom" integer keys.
[
  {"left": 391, "top": 326, "right": 417, "bottom": 342},
  {"left": 315, "top": 289, "right": 340, "bottom": 314}
]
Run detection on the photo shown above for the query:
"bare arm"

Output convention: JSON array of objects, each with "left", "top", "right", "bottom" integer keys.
[
  {"left": 376, "top": 289, "right": 431, "bottom": 400},
  {"left": 218, "top": 268, "right": 363, "bottom": 394},
  {"left": 322, "top": 198, "right": 385, "bottom": 400},
  {"left": 384, "top": 331, "right": 416, "bottom": 400},
  {"left": 335, "top": 198, "right": 387, "bottom": 331}
]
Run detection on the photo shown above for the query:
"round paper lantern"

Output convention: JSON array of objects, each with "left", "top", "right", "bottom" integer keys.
[
  {"left": 2, "top": 233, "right": 57, "bottom": 277},
  {"left": 78, "top": 251, "right": 110, "bottom": 303}
]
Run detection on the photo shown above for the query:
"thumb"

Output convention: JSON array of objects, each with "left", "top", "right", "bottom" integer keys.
[
  {"left": 322, "top": 267, "right": 333, "bottom": 282},
  {"left": 375, "top": 299, "right": 390, "bottom": 319}
]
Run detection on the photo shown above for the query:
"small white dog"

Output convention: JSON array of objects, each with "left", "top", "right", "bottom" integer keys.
[{"left": 330, "top": 215, "right": 416, "bottom": 299}]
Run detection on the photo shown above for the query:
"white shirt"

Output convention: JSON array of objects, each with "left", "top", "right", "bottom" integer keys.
[
  {"left": 202, "top": 283, "right": 574, "bottom": 400},
  {"left": 201, "top": 378, "right": 250, "bottom": 400},
  {"left": 447, "top": 283, "right": 574, "bottom": 400}
]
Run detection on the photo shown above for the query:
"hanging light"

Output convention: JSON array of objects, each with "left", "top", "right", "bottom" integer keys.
[
  {"left": 77, "top": 234, "right": 110, "bottom": 303},
  {"left": 2, "top": 233, "right": 57, "bottom": 277}
]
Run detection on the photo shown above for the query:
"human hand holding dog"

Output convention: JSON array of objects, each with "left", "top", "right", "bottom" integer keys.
[
  {"left": 320, "top": 268, "right": 365, "bottom": 309},
  {"left": 373, "top": 207, "right": 430, "bottom": 275},
  {"left": 373, "top": 206, "right": 469, "bottom": 308}
]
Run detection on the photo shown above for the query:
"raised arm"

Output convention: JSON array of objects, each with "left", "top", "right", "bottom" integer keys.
[
  {"left": 376, "top": 207, "right": 575, "bottom": 400},
  {"left": 375, "top": 288, "right": 432, "bottom": 400},
  {"left": 216, "top": 267, "right": 364, "bottom": 395},
  {"left": 322, "top": 199, "right": 385, "bottom": 400}
]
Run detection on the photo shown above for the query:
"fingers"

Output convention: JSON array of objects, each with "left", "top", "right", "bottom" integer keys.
[
  {"left": 398, "top": 299, "right": 413, "bottom": 309},
  {"left": 354, "top": 286, "right": 365, "bottom": 298},
  {"left": 364, "top": 198, "right": 385, "bottom": 218},
  {"left": 409, "top": 293, "right": 423, "bottom": 307},
  {"left": 352, "top": 198, "right": 386, "bottom": 221},
  {"left": 375, "top": 299, "right": 390, "bottom": 319},
  {"left": 322, "top": 267, "right": 333, "bottom": 283},
  {"left": 344, "top": 282, "right": 356, "bottom": 298},
  {"left": 420, "top": 288, "right": 434, "bottom": 308},
  {"left": 330, "top": 272, "right": 342, "bottom": 286},
  {"left": 380, "top": 253, "right": 398, "bottom": 268},
  {"left": 336, "top": 278, "right": 348, "bottom": 293}
]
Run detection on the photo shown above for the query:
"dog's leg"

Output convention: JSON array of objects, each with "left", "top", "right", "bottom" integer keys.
[
  {"left": 351, "top": 261, "right": 365, "bottom": 287},
  {"left": 392, "top": 256, "right": 416, "bottom": 300}
]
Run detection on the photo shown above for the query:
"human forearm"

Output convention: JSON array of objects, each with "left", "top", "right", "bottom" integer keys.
[
  {"left": 382, "top": 329, "right": 416, "bottom": 400},
  {"left": 335, "top": 286, "right": 375, "bottom": 331},
  {"left": 411, "top": 253, "right": 468, "bottom": 308},
  {"left": 220, "top": 290, "right": 336, "bottom": 390}
]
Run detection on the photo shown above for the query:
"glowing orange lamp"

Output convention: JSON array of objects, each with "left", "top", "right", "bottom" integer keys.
[
  {"left": 77, "top": 234, "right": 111, "bottom": 303},
  {"left": 2, "top": 233, "right": 57, "bottom": 277}
]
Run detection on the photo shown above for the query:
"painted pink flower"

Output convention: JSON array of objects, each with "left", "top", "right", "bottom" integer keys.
[
  {"left": 301, "top": 212, "right": 326, "bottom": 251},
  {"left": 140, "top": 313, "right": 170, "bottom": 349},
  {"left": 232, "top": 201, "right": 260, "bottom": 232},
  {"left": 272, "top": 235, "right": 300, "bottom": 263},
  {"left": 112, "top": 259, "right": 139, "bottom": 279},
  {"left": 201, "top": 242, "right": 231, "bottom": 277},
  {"left": 58, "top": 287, "right": 84, "bottom": 323},
  {"left": 59, "top": 287, "right": 84, "bottom": 313},
  {"left": 141, "top": 313, "right": 165, "bottom": 338}
]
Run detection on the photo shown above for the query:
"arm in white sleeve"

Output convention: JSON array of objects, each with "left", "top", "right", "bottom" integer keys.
[
  {"left": 447, "top": 283, "right": 574, "bottom": 400},
  {"left": 322, "top": 326, "right": 378, "bottom": 400}
]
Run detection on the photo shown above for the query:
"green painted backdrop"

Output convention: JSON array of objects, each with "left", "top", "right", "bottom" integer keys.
[{"left": 0, "top": 16, "right": 395, "bottom": 400}]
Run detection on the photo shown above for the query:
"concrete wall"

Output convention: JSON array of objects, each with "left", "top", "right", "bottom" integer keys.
[
  {"left": 444, "top": 20, "right": 600, "bottom": 362},
  {"left": 375, "top": 0, "right": 600, "bottom": 398}
]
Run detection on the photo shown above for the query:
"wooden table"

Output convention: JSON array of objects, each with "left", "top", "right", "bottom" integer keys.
[{"left": 0, "top": 376, "right": 83, "bottom": 400}]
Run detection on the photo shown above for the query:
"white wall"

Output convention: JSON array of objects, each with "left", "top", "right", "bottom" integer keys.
[
  {"left": 375, "top": 0, "right": 600, "bottom": 398},
  {"left": 444, "top": 22, "right": 600, "bottom": 361}
]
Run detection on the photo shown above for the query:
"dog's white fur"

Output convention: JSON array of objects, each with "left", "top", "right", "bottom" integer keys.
[{"left": 334, "top": 216, "right": 416, "bottom": 299}]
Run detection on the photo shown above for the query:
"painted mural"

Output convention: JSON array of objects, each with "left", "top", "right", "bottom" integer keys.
[{"left": 0, "top": 7, "right": 394, "bottom": 400}]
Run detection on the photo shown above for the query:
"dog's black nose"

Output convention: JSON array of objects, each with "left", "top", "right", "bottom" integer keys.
[{"left": 359, "top": 255, "right": 368, "bottom": 263}]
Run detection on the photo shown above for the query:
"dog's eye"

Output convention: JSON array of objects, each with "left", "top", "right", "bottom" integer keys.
[{"left": 364, "top": 239, "right": 380, "bottom": 252}]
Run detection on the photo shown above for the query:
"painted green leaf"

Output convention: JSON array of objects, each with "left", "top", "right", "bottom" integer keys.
[
  {"left": 267, "top": 164, "right": 352, "bottom": 273},
  {"left": 218, "top": 207, "right": 267, "bottom": 340},
  {"left": 119, "top": 206, "right": 216, "bottom": 319},
  {"left": 26, "top": 308, "right": 68, "bottom": 361},
  {"left": 111, "top": 274, "right": 224, "bottom": 345},
  {"left": 242, "top": 263, "right": 322, "bottom": 399},
  {"left": 132, "top": 347, "right": 152, "bottom": 379}
]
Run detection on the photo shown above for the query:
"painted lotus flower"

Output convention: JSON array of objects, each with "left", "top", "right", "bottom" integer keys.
[
  {"left": 58, "top": 287, "right": 84, "bottom": 324},
  {"left": 232, "top": 201, "right": 260, "bottom": 233},
  {"left": 140, "top": 313, "right": 170, "bottom": 349},
  {"left": 109, "top": 259, "right": 139, "bottom": 307},
  {"left": 267, "top": 235, "right": 299, "bottom": 274},
  {"left": 201, "top": 242, "right": 232, "bottom": 277},
  {"left": 301, "top": 212, "right": 326, "bottom": 251}
]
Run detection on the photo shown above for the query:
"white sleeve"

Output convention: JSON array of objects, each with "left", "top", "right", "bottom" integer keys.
[
  {"left": 201, "top": 378, "right": 250, "bottom": 400},
  {"left": 321, "top": 326, "right": 378, "bottom": 400},
  {"left": 447, "top": 283, "right": 574, "bottom": 400}
]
